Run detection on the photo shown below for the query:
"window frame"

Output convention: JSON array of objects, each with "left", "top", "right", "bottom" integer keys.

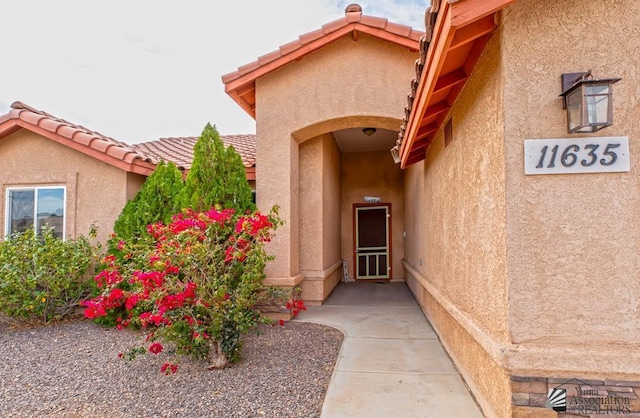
[{"left": 4, "top": 186, "right": 67, "bottom": 240}]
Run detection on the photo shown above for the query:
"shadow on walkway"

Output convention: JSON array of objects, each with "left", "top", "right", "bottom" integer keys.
[{"left": 294, "top": 281, "right": 484, "bottom": 418}]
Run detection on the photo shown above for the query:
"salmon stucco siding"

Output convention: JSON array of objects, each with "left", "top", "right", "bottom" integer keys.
[
  {"left": 0, "top": 130, "right": 144, "bottom": 243},
  {"left": 254, "top": 33, "right": 417, "bottom": 300},
  {"left": 402, "top": 0, "right": 640, "bottom": 417},
  {"left": 403, "top": 26, "right": 510, "bottom": 417}
]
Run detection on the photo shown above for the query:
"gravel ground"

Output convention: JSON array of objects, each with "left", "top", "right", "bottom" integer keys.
[{"left": 0, "top": 319, "right": 344, "bottom": 418}]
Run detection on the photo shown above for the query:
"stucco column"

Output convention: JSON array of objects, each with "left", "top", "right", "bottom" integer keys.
[{"left": 255, "top": 124, "right": 302, "bottom": 287}]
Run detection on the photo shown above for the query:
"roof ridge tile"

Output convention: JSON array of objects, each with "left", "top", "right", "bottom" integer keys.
[
  {"left": 322, "top": 17, "right": 349, "bottom": 34},
  {"left": 385, "top": 21, "right": 413, "bottom": 38},
  {"left": 279, "top": 39, "right": 303, "bottom": 56},
  {"left": 345, "top": 11, "right": 361, "bottom": 23},
  {"left": 3, "top": 101, "right": 154, "bottom": 173},
  {"left": 257, "top": 50, "right": 282, "bottom": 66},
  {"left": 360, "top": 15, "right": 388, "bottom": 29},
  {"left": 298, "top": 28, "right": 326, "bottom": 45}
]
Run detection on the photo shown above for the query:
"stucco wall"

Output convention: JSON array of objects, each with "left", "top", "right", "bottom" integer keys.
[
  {"left": 341, "top": 150, "right": 404, "bottom": 280},
  {"left": 404, "top": 32, "right": 509, "bottom": 342},
  {"left": 402, "top": 26, "right": 508, "bottom": 418},
  {"left": 299, "top": 136, "right": 323, "bottom": 274},
  {"left": 299, "top": 133, "right": 342, "bottom": 302},
  {"left": 407, "top": 274, "right": 511, "bottom": 418},
  {"left": 502, "top": 0, "right": 640, "bottom": 346},
  {"left": 126, "top": 172, "right": 146, "bottom": 201},
  {"left": 0, "top": 130, "right": 133, "bottom": 243},
  {"left": 256, "top": 34, "right": 417, "bottom": 282},
  {"left": 322, "top": 133, "right": 343, "bottom": 288}
]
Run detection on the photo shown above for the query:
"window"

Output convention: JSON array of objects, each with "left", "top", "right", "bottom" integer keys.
[{"left": 5, "top": 187, "right": 66, "bottom": 239}]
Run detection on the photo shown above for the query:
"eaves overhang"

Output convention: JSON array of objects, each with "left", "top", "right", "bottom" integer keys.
[
  {"left": 222, "top": 7, "right": 423, "bottom": 119},
  {"left": 0, "top": 102, "right": 156, "bottom": 176},
  {"left": 398, "top": 0, "right": 517, "bottom": 168}
]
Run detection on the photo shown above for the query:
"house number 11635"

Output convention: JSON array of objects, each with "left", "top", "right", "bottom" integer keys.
[{"left": 524, "top": 137, "right": 630, "bottom": 175}]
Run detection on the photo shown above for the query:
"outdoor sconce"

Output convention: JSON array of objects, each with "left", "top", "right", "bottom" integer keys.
[
  {"left": 559, "top": 71, "right": 621, "bottom": 133},
  {"left": 390, "top": 139, "right": 401, "bottom": 164},
  {"left": 390, "top": 146, "right": 400, "bottom": 163},
  {"left": 362, "top": 127, "right": 377, "bottom": 136}
]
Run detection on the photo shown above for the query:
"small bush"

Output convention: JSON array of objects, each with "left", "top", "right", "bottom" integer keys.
[
  {"left": 112, "top": 160, "right": 184, "bottom": 245},
  {"left": 0, "top": 227, "right": 99, "bottom": 323},
  {"left": 82, "top": 205, "right": 288, "bottom": 370}
]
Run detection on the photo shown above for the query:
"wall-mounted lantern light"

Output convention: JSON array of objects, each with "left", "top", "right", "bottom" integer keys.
[
  {"left": 559, "top": 71, "right": 621, "bottom": 133},
  {"left": 390, "top": 138, "right": 401, "bottom": 164}
]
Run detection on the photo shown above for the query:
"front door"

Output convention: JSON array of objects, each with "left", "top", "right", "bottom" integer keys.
[{"left": 353, "top": 204, "right": 391, "bottom": 280}]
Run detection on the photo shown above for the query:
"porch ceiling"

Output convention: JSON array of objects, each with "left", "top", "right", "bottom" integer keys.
[
  {"left": 398, "top": 0, "right": 517, "bottom": 168},
  {"left": 334, "top": 127, "right": 397, "bottom": 153}
]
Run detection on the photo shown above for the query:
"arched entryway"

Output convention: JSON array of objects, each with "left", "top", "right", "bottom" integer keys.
[{"left": 294, "top": 117, "right": 405, "bottom": 303}]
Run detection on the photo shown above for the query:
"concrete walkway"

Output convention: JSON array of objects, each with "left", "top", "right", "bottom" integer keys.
[{"left": 294, "top": 281, "right": 484, "bottom": 418}]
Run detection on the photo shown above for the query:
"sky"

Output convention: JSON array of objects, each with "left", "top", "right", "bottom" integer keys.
[{"left": 1, "top": 0, "right": 425, "bottom": 145}]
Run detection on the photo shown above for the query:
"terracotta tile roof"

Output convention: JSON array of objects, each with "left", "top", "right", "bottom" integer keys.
[
  {"left": 0, "top": 102, "right": 257, "bottom": 180},
  {"left": 222, "top": 4, "right": 424, "bottom": 118},
  {"left": 396, "top": 0, "right": 517, "bottom": 168},
  {"left": 0, "top": 101, "right": 156, "bottom": 175},
  {"left": 132, "top": 135, "right": 256, "bottom": 171}
]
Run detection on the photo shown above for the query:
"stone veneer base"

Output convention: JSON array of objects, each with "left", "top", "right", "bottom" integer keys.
[{"left": 511, "top": 375, "right": 640, "bottom": 418}]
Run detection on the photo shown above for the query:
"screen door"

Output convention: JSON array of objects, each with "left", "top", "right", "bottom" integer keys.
[{"left": 354, "top": 205, "right": 390, "bottom": 279}]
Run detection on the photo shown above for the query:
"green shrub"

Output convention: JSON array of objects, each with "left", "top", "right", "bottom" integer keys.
[
  {"left": 110, "top": 124, "right": 254, "bottom": 258},
  {"left": 112, "top": 160, "right": 184, "bottom": 244},
  {"left": 179, "top": 124, "right": 255, "bottom": 213},
  {"left": 0, "top": 227, "right": 98, "bottom": 323}
]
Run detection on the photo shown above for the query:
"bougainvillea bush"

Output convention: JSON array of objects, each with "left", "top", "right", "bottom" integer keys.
[{"left": 82, "top": 205, "right": 286, "bottom": 371}]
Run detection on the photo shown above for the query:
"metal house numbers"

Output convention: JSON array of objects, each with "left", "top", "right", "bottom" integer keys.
[{"left": 524, "top": 137, "right": 630, "bottom": 175}]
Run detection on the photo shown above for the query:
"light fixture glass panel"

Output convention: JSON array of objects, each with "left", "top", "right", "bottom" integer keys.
[
  {"left": 566, "top": 88, "right": 583, "bottom": 132},
  {"left": 585, "top": 84, "right": 610, "bottom": 126}
]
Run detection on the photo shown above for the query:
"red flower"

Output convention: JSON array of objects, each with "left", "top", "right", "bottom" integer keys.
[
  {"left": 125, "top": 294, "right": 141, "bottom": 310},
  {"left": 165, "top": 265, "right": 179, "bottom": 275},
  {"left": 148, "top": 342, "right": 163, "bottom": 355},
  {"left": 224, "top": 246, "right": 234, "bottom": 263},
  {"left": 81, "top": 299, "right": 107, "bottom": 319},
  {"left": 161, "top": 363, "right": 178, "bottom": 374},
  {"left": 286, "top": 298, "right": 307, "bottom": 317}
]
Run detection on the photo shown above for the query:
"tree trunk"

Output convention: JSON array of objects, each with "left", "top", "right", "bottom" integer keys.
[{"left": 206, "top": 340, "right": 229, "bottom": 369}]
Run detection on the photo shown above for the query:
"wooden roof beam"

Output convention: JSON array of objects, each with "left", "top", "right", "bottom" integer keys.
[
  {"left": 450, "top": 14, "right": 496, "bottom": 49},
  {"left": 422, "top": 102, "right": 451, "bottom": 120},
  {"left": 412, "top": 136, "right": 433, "bottom": 150},
  {"left": 416, "top": 123, "right": 438, "bottom": 140},
  {"left": 236, "top": 83, "right": 255, "bottom": 99},
  {"left": 450, "top": 0, "right": 517, "bottom": 27},
  {"left": 433, "top": 68, "right": 468, "bottom": 95},
  {"left": 406, "top": 151, "right": 426, "bottom": 165}
]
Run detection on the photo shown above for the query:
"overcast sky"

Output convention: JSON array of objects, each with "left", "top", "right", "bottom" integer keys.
[{"left": 1, "top": 1, "right": 425, "bottom": 144}]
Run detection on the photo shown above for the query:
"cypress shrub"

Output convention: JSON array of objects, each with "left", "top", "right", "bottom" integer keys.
[{"left": 180, "top": 123, "right": 254, "bottom": 213}]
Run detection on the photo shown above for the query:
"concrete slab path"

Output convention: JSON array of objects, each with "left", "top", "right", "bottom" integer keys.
[{"left": 294, "top": 281, "right": 484, "bottom": 418}]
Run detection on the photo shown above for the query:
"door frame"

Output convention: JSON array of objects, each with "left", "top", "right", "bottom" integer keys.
[{"left": 352, "top": 203, "right": 392, "bottom": 280}]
